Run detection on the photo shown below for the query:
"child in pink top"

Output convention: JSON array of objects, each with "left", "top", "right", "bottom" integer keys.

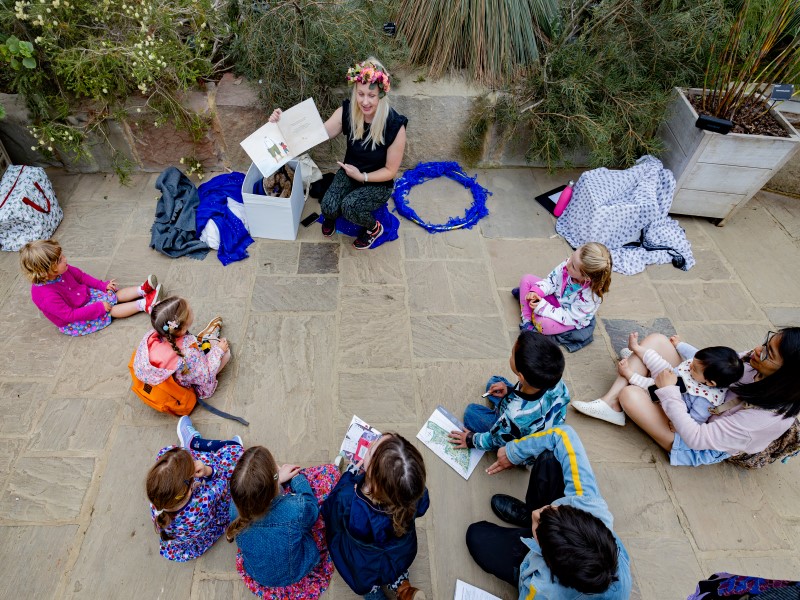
[
  {"left": 133, "top": 296, "right": 231, "bottom": 400},
  {"left": 21, "top": 239, "right": 162, "bottom": 336}
]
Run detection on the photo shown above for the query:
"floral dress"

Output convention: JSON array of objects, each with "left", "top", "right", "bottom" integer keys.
[
  {"left": 33, "top": 276, "right": 117, "bottom": 337},
  {"left": 150, "top": 444, "right": 243, "bottom": 562}
]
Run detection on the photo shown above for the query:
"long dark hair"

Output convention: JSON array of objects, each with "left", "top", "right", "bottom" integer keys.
[{"left": 732, "top": 327, "right": 800, "bottom": 418}]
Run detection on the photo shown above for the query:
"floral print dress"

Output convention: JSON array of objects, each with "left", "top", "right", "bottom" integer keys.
[{"left": 150, "top": 444, "right": 244, "bottom": 562}]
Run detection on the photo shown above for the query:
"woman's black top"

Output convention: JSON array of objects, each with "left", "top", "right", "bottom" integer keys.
[{"left": 341, "top": 99, "right": 408, "bottom": 187}]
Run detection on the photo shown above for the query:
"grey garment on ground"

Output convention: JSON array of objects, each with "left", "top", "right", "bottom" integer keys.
[
  {"left": 555, "top": 155, "right": 695, "bottom": 275},
  {"left": 320, "top": 169, "right": 392, "bottom": 229},
  {"left": 552, "top": 317, "right": 595, "bottom": 352},
  {"left": 151, "top": 166, "right": 210, "bottom": 260}
]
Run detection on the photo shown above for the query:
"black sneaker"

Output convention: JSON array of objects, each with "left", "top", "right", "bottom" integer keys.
[
  {"left": 491, "top": 494, "right": 532, "bottom": 527},
  {"left": 353, "top": 220, "right": 383, "bottom": 250},
  {"left": 321, "top": 218, "right": 336, "bottom": 237}
]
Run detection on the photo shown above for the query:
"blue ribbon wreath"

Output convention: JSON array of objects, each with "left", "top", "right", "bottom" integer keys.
[{"left": 392, "top": 161, "right": 491, "bottom": 233}]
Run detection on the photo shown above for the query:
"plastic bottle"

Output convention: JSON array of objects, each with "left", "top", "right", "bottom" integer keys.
[{"left": 553, "top": 180, "right": 574, "bottom": 217}]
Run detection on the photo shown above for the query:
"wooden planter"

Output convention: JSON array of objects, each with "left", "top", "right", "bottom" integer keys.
[{"left": 659, "top": 87, "right": 800, "bottom": 225}]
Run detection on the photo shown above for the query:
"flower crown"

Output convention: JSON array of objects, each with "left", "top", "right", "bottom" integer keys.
[{"left": 346, "top": 61, "right": 391, "bottom": 98}]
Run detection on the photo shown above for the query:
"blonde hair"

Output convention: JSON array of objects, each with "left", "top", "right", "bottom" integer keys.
[
  {"left": 20, "top": 239, "right": 62, "bottom": 284},
  {"left": 348, "top": 57, "right": 391, "bottom": 150},
  {"left": 146, "top": 447, "right": 195, "bottom": 541},
  {"left": 150, "top": 296, "right": 192, "bottom": 374},
  {"left": 579, "top": 242, "right": 613, "bottom": 299}
]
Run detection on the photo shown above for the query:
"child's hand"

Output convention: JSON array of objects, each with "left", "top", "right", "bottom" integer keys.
[
  {"left": 448, "top": 429, "right": 472, "bottom": 449},
  {"left": 218, "top": 338, "right": 230, "bottom": 353},
  {"left": 669, "top": 334, "right": 681, "bottom": 347},
  {"left": 617, "top": 358, "right": 634, "bottom": 380},
  {"left": 102, "top": 301, "right": 112, "bottom": 313},
  {"left": 268, "top": 108, "right": 282, "bottom": 123},
  {"left": 525, "top": 292, "right": 540, "bottom": 309},
  {"left": 487, "top": 381, "right": 508, "bottom": 397},
  {"left": 106, "top": 279, "right": 118, "bottom": 292},
  {"left": 655, "top": 369, "right": 678, "bottom": 389},
  {"left": 486, "top": 446, "right": 513, "bottom": 475},
  {"left": 277, "top": 463, "right": 301, "bottom": 484}
]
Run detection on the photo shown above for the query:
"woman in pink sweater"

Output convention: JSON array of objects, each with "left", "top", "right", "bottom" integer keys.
[
  {"left": 21, "top": 239, "right": 162, "bottom": 336},
  {"left": 572, "top": 328, "right": 800, "bottom": 466}
]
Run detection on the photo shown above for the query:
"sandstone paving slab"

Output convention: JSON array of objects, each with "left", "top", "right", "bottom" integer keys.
[
  {"left": 28, "top": 397, "right": 120, "bottom": 452},
  {"left": 105, "top": 235, "right": 176, "bottom": 287},
  {"left": 402, "top": 227, "right": 485, "bottom": 260},
  {"left": 0, "top": 439, "right": 23, "bottom": 487},
  {"left": 486, "top": 238, "right": 571, "bottom": 288},
  {"left": 653, "top": 281, "right": 763, "bottom": 322},
  {"left": 168, "top": 254, "right": 255, "bottom": 300},
  {"left": 193, "top": 527, "right": 238, "bottom": 576},
  {"left": 0, "top": 456, "right": 95, "bottom": 521},
  {"left": 625, "top": 536, "right": 704, "bottom": 600},
  {"left": 562, "top": 335, "right": 618, "bottom": 403},
  {"left": 65, "top": 424, "right": 195, "bottom": 600},
  {"left": 338, "top": 370, "right": 415, "bottom": 424},
  {"left": 701, "top": 554, "right": 800, "bottom": 581},
  {"left": 235, "top": 314, "right": 337, "bottom": 462},
  {"left": 647, "top": 246, "right": 735, "bottom": 281},
  {"left": 195, "top": 578, "right": 244, "bottom": 600},
  {"left": 449, "top": 261, "right": 499, "bottom": 315},
  {"left": 477, "top": 168, "right": 557, "bottom": 239},
  {"left": 593, "top": 464, "right": 683, "bottom": 536},
  {"left": 410, "top": 315, "right": 509, "bottom": 360},
  {"left": 758, "top": 190, "right": 800, "bottom": 240},
  {"left": 601, "top": 272, "right": 665, "bottom": 319},
  {"left": 601, "top": 317, "right": 677, "bottom": 356},
  {"left": 671, "top": 322, "right": 766, "bottom": 354},
  {"left": 530, "top": 168, "right": 586, "bottom": 197},
  {"left": 406, "top": 259, "right": 497, "bottom": 315},
  {"left": 48, "top": 170, "right": 83, "bottom": 200},
  {"left": 339, "top": 286, "right": 411, "bottom": 369},
  {"left": 254, "top": 240, "right": 300, "bottom": 275},
  {"left": 406, "top": 260, "right": 455, "bottom": 313},
  {"left": 0, "top": 250, "right": 21, "bottom": 305},
  {"left": 298, "top": 242, "right": 340, "bottom": 274},
  {"left": 747, "top": 457, "right": 800, "bottom": 522},
  {"left": 570, "top": 418, "right": 659, "bottom": 464},
  {"left": 0, "top": 525, "right": 79, "bottom": 599},
  {"left": 666, "top": 465, "right": 791, "bottom": 552},
  {"left": 251, "top": 275, "right": 338, "bottom": 312},
  {"left": 56, "top": 199, "right": 137, "bottom": 259},
  {"left": 0, "top": 381, "right": 48, "bottom": 436},
  {"left": 340, "top": 239, "right": 404, "bottom": 285},
  {"left": 764, "top": 305, "right": 800, "bottom": 328}
]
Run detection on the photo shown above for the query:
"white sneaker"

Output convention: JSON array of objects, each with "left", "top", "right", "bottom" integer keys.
[{"left": 572, "top": 399, "right": 626, "bottom": 426}]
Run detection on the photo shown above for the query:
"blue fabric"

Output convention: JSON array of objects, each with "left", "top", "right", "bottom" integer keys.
[
  {"left": 317, "top": 204, "right": 400, "bottom": 250},
  {"left": 464, "top": 403, "right": 500, "bottom": 434},
  {"left": 231, "top": 473, "right": 321, "bottom": 587},
  {"left": 321, "top": 471, "right": 428, "bottom": 595},
  {"left": 151, "top": 167, "right": 210, "bottom": 260},
  {"left": 196, "top": 172, "right": 254, "bottom": 266},
  {"left": 670, "top": 432, "right": 730, "bottom": 466},
  {"left": 552, "top": 316, "right": 596, "bottom": 352}
]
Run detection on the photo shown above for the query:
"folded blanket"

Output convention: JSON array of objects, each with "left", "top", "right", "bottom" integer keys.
[
  {"left": 196, "top": 173, "right": 254, "bottom": 266},
  {"left": 151, "top": 167, "right": 210, "bottom": 260}
]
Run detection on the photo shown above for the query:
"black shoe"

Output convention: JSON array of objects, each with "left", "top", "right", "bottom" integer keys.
[
  {"left": 491, "top": 494, "right": 532, "bottom": 528},
  {"left": 353, "top": 220, "right": 383, "bottom": 250},
  {"left": 511, "top": 287, "right": 520, "bottom": 300},
  {"left": 321, "top": 218, "right": 336, "bottom": 237}
]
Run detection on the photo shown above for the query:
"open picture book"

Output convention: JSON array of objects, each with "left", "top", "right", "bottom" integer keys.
[{"left": 338, "top": 415, "right": 382, "bottom": 464}]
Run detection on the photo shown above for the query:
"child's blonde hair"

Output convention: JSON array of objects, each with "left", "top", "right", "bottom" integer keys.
[
  {"left": 348, "top": 57, "right": 391, "bottom": 150},
  {"left": 146, "top": 447, "right": 195, "bottom": 541},
  {"left": 150, "top": 296, "right": 192, "bottom": 373},
  {"left": 579, "top": 242, "right": 613, "bottom": 299},
  {"left": 20, "top": 239, "right": 61, "bottom": 284}
]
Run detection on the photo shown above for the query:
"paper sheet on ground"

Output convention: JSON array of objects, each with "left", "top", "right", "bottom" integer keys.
[
  {"left": 417, "top": 405, "right": 484, "bottom": 480},
  {"left": 454, "top": 580, "right": 502, "bottom": 600},
  {"left": 339, "top": 415, "right": 381, "bottom": 464},
  {"left": 240, "top": 98, "right": 328, "bottom": 177}
]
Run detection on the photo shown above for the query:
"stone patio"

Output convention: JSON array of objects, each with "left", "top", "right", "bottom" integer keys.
[{"left": 1, "top": 169, "right": 799, "bottom": 600}]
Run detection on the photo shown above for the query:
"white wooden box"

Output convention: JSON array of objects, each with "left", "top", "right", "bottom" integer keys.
[
  {"left": 241, "top": 160, "right": 305, "bottom": 240},
  {"left": 659, "top": 87, "right": 800, "bottom": 224}
]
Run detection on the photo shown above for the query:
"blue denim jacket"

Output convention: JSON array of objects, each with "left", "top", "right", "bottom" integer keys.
[
  {"left": 231, "top": 473, "right": 320, "bottom": 588},
  {"left": 505, "top": 425, "right": 632, "bottom": 599}
]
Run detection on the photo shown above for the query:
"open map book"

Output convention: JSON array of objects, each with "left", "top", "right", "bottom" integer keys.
[
  {"left": 417, "top": 406, "right": 484, "bottom": 480},
  {"left": 240, "top": 98, "right": 329, "bottom": 178}
]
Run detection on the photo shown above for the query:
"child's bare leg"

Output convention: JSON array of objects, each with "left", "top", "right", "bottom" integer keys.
[
  {"left": 110, "top": 302, "right": 141, "bottom": 318},
  {"left": 115, "top": 286, "right": 141, "bottom": 302},
  {"left": 209, "top": 339, "right": 232, "bottom": 372},
  {"left": 618, "top": 386, "right": 674, "bottom": 451}
]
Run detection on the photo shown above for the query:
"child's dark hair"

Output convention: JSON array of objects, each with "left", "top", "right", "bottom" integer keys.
[
  {"left": 694, "top": 346, "right": 744, "bottom": 388},
  {"left": 150, "top": 296, "right": 192, "bottom": 374},
  {"left": 514, "top": 330, "right": 565, "bottom": 391},
  {"left": 226, "top": 446, "right": 280, "bottom": 542},
  {"left": 537, "top": 505, "right": 619, "bottom": 593},
  {"left": 365, "top": 433, "right": 426, "bottom": 538},
  {"left": 146, "top": 447, "right": 195, "bottom": 541}
]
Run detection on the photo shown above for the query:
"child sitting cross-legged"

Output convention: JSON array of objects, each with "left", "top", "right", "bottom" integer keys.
[
  {"left": 449, "top": 330, "right": 570, "bottom": 452},
  {"left": 618, "top": 332, "right": 744, "bottom": 424}
]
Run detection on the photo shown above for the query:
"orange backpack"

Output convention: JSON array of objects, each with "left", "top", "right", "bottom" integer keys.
[{"left": 128, "top": 351, "right": 197, "bottom": 416}]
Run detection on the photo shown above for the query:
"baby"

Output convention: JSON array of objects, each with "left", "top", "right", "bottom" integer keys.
[{"left": 618, "top": 332, "right": 744, "bottom": 423}]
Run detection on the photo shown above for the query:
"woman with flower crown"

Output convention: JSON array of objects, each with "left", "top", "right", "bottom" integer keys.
[{"left": 269, "top": 57, "right": 407, "bottom": 249}]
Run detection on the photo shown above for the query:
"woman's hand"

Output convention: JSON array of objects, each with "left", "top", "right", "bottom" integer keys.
[
  {"left": 486, "top": 446, "right": 513, "bottom": 475},
  {"left": 268, "top": 108, "right": 282, "bottom": 123},
  {"left": 106, "top": 279, "right": 118, "bottom": 292},
  {"left": 655, "top": 369, "right": 678, "bottom": 388},
  {"left": 487, "top": 381, "right": 508, "bottom": 397},
  {"left": 336, "top": 161, "right": 365, "bottom": 182},
  {"left": 448, "top": 429, "right": 471, "bottom": 449},
  {"left": 278, "top": 464, "right": 301, "bottom": 484}
]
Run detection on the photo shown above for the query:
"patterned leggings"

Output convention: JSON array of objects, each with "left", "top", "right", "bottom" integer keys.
[{"left": 320, "top": 169, "right": 392, "bottom": 229}]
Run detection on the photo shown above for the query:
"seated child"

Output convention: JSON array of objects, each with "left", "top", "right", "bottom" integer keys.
[
  {"left": 514, "top": 242, "right": 612, "bottom": 335},
  {"left": 133, "top": 296, "right": 230, "bottom": 400},
  {"left": 449, "top": 330, "right": 569, "bottom": 451},
  {"left": 322, "top": 433, "right": 429, "bottom": 600},
  {"left": 146, "top": 416, "right": 243, "bottom": 561},
  {"left": 226, "top": 447, "right": 339, "bottom": 599},
  {"left": 618, "top": 332, "right": 744, "bottom": 423},
  {"left": 21, "top": 239, "right": 161, "bottom": 336}
]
